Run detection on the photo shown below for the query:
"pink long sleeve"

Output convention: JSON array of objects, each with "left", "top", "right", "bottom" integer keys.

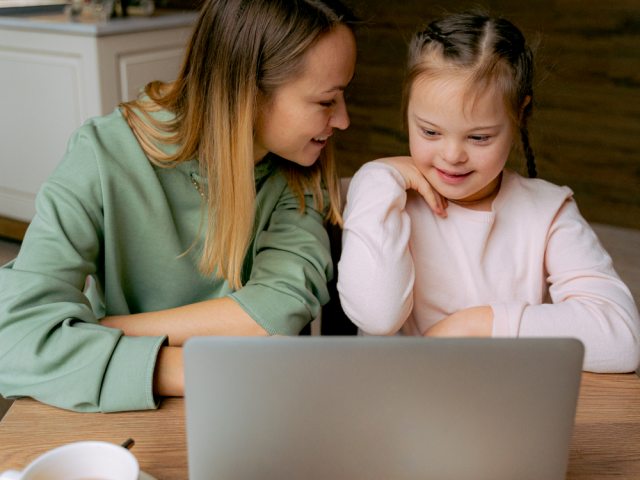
[
  {"left": 338, "top": 161, "right": 640, "bottom": 372},
  {"left": 338, "top": 163, "right": 415, "bottom": 334}
]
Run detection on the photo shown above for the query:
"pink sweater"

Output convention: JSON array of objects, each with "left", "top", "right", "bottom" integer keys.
[{"left": 337, "top": 161, "right": 640, "bottom": 372}]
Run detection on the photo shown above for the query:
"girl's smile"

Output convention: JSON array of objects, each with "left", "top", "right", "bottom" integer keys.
[
  {"left": 436, "top": 168, "right": 472, "bottom": 184},
  {"left": 408, "top": 74, "right": 514, "bottom": 211}
]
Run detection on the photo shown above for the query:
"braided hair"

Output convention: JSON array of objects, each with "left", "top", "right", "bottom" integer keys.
[{"left": 403, "top": 12, "right": 537, "bottom": 177}]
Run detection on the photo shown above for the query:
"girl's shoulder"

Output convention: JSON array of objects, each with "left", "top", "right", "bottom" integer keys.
[{"left": 500, "top": 170, "right": 574, "bottom": 211}]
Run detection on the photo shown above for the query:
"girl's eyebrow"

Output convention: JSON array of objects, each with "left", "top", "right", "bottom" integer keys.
[
  {"left": 413, "top": 115, "right": 502, "bottom": 131},
  {"left": 413, "top": 115, "right": 441, "bottom": 129}
]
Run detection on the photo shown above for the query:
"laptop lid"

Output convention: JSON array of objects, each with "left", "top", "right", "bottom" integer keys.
[{"left": 184, "top": 336, "right": 583, "bottom": 480}]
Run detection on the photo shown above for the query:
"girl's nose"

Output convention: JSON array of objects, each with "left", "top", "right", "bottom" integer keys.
[{"left": 442, "top": 140, "right": 468, "bottom": 164}]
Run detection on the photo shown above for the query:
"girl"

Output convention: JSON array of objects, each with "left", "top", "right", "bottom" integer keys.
[
  {"left": 337, "top": 12, "right": 640, "bottom": 372},
  {"left": 0, "top": 0, "right": 357, "bottom": 412}
]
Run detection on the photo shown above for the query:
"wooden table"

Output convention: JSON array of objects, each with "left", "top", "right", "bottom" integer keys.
[{"left": 1, "top": 373, "right": 639, "bottom": 479}]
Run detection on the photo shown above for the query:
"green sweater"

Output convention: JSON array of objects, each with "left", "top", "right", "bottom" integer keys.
[{"left": 0, "top": 109, "right": 332, "bottom": 412}]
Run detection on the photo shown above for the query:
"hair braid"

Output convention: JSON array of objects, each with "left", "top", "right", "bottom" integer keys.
[{"left": 520, "top": 125, "right": 537, "bottom": 178}]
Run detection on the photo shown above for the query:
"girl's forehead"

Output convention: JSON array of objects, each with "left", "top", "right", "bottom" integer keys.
[
  {"left": 413, "top": 72, "right": 502, "bottom": 105},
  {"left": 410, "top": 73, "right": 510, "bottom": 124}
]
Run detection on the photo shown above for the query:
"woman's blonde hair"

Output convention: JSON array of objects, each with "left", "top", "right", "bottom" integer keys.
[{"left": 120, "top": 0, "right": 356, "bottom": 289}]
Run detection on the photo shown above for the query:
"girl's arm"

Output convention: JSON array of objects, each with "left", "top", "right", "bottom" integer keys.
[
  {"left": 515, "top": 200, "right": 640, "bottom": 372},
  {"left": 338, "top": 159, "right": 444, "bottom": 334},
  {"left": 423, "top": 306, "right": 494, "bottom": 337},
  {"left": 425, "top": 198, "right": 639, "bottom": 372}
]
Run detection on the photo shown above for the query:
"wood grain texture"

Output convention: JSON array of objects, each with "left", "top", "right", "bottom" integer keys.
[
  {"left": 335, "top": 0, "right": 640, "bottom": 228},
  {"left": 0, "top": 217, "right": 27, "bottom": 242},
  {"left": 0, "top": 374, "right": 639, "bottom": 479},
  {"left": 567, "top": 373, "right": 640, "bottom": 479},
  {"left": 0, "top": 398, "right": 187, "bottom": 479}
]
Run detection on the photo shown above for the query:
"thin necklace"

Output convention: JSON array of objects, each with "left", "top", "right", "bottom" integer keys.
[{"left": 190, "top": 172, "right": 206, "bottom": 198}]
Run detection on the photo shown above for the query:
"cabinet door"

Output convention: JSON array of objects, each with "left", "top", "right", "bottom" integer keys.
[
  {"left": 96, "top": 27, "right": 192, "bottom": 115},
  {"left": 0, "top": 48, "right": 87, "bottom": 222},
  {"left": 119, "top": 47, "right": 185, "bottom": 102},
  {"left": 0, "top": 25, "right": 192, "bottom": 224}
]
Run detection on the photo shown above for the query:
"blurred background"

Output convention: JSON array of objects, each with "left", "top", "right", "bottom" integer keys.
[{"left": 335, "top": 0, "right": 639, "bottom": 230}]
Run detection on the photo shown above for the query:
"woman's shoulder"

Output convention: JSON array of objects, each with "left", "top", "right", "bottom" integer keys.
[
  {"left": 50, "top": 109, "right": 167, "bottom": 193},
  {"left": 66, "top": 109, "right": 135, "bottom": 153}
]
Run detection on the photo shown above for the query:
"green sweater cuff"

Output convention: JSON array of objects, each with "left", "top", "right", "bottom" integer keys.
[
  {"left": 230, "top": 287, "right": 313, "bottom": 336},
  {"left": 99, "top": 335, "right": 166, "bottom": 412}
]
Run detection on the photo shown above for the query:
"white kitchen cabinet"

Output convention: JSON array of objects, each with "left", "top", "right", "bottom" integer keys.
[{"left": 0, "top": 10, "right": 197, "bottom": 222}]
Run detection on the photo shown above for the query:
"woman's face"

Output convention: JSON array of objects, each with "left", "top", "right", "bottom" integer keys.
[{"left": 254, "top": 25, "right": 357, "bottom": 166}]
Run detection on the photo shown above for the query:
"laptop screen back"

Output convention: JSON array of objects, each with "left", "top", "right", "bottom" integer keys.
[{"left": 184, "top": 336, "right": 583, "bottom": 480}]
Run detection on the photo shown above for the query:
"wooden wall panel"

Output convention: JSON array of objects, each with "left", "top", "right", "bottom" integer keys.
[{"left": 335, "top": 0, "right": 640, "bottom": 228}]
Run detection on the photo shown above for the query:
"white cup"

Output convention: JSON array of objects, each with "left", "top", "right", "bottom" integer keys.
[{"left": 0, "top": 440, "right": 139, "bottom": 480}]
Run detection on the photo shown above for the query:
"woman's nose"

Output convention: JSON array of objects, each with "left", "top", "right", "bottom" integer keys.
[{"left": 330, "top": 98, "right": 350, "bottom": 130}]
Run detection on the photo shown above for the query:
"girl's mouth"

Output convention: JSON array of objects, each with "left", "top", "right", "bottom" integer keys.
[{"left": 436, "top": 168, "right": 472, "bottom": 184}]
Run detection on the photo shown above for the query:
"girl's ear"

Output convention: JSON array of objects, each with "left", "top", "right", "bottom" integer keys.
[{"left": 520, "top": 95, "right": 532, "bottom": 116}]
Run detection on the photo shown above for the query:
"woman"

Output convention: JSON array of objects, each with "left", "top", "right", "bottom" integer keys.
[{"left": 0, "top": 0, "right": 358, "bottom": 412}]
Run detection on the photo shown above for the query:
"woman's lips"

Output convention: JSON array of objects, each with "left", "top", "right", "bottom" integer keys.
[{"left": 311, "top": 134, "right": 331, "bottom": 147}]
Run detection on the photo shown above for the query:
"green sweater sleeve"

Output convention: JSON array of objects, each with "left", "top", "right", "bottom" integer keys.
[
  {"left": 0, "top": 111, "right": 334, "bottom": 410},
  {"left": 230, "top": 177, "right": 333, "bottom": 335},
  {"left": 0, "top": 118, "right": 165, "bottom": 413}
]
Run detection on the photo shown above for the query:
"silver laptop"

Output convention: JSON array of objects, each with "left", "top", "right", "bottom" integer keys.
[{"left": 184, "top": 336, "right": 583, "bottom": 480}]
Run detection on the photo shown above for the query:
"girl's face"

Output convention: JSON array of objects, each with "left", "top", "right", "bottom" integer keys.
[
  {"left": 254, "top": 25, "right": 357, "bottom": 166},
  {"left": 407, "top": 74, "right": 515, "bottom": 210}
]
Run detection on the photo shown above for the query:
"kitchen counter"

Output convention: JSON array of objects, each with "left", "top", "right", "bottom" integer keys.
[{"left": 0, "top": 8, "right": 198, "bottom": 36}]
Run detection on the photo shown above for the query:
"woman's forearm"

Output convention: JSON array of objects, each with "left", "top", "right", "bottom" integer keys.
[
  {"left": 153, "top": 346, "right": 184, "bottom": 397},
  {"left": 101, "top": 296, "right": 268, "bottom": 345}
]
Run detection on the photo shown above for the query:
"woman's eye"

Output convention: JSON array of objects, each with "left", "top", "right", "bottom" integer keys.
[{"left": 319, "top": 100, "right": 336, "bottom": 107}]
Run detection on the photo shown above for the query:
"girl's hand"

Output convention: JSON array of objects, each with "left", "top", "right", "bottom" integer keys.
[
  {"left": 423, "top": 306, "right": 493, "bottom": 337},
  {"left": 378, "top": 156, "right": 448, "bottom": 218}
]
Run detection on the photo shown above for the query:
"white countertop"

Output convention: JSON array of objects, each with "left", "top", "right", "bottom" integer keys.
[{"left": 0, "top": 8, "right": 197, "bottom": 36}]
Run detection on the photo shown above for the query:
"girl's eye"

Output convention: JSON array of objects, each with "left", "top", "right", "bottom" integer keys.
[
  {"left": 422, "top": 129, "right": 439, "bottom": 137},
  {"left": 319, "top": 100, "right": 336, "bottom": 108},
  {"left": 469, "top": 135, "right": 491, "bottom": 143}
]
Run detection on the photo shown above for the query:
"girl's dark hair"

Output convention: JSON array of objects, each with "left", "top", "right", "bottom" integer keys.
[{"left": 403, "top": 12, "right": 537, "bottom": 178}]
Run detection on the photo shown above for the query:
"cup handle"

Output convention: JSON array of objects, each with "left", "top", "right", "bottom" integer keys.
[{"left": 0, "top": 470, "right": 21, "bottom": 480}]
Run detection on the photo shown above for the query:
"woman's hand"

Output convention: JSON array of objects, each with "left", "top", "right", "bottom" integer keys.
[
  {"left": 153, "top": 346, "right": 184, "bottom": 397},
  {"left": 378, "top": 156, "right": 448, "bottom": 218},
  {"left": 423, "top": 306, "right": 493, "bottom": 337}
]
